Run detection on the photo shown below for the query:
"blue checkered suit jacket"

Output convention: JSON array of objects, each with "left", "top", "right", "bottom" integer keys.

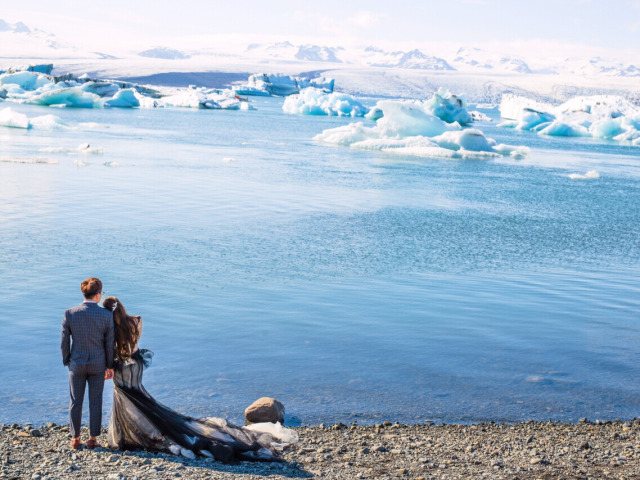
[{"left": 61, "top": 302, "right": 115, "bottom": 373}]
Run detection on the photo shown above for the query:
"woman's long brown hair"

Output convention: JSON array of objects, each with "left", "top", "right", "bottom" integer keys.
[{"left": 103, "top": 296, "right": 140, "bottom": 362}]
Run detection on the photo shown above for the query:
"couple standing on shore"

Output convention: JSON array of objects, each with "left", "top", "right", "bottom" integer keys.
[{"left": 61, "top": 277, "right": 295, "bottom": 462}]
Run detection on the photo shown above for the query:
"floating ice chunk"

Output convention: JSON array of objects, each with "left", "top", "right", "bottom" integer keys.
[
  {"left": 103, "top": 161, "right": 119, "bottom": 167},
  {"left": 432, "top": 129, "right": 495, "bottom": 152},
  {"left": 102, "top": 88, "right": 140, "bottom": 108},
  {"left": 0, "top": 107, "right": 30, "bottom": 128},
  {"left": 282, "top": 88, "right": 368, "bottom": 117},
  {"left": 375, "top": 100, "right": 453, "bottom": 137},
  {"left": 30, "top": 87, "right": 100, "bottom": 108},
  {"left": 0, "top": 156, "right": 58, "bottom": 164},
  {"left": 493, "top": 144, "right": 531, "bottom": 159},
  {"left": 367, "top": 89, "right": 473, "bottom": 129},
  {"left": 80, "top": 81, "right": 121, "bottom": 97},
  {"left": 499, "top": 94, "right": 554, "bottom": 121},
  {"left": 469, "top": 110, "right": 492, "bottom": 122},
  {"left": 0, "top": 71, "right": 41, "bottom": 90},
  {"left": 314, "top": 122, "right": 378, "bottom": 146},
  {"left": 516, "top": 108, "right": 556, "bottom": 130},
  {"left": 30, "top": 114, "right": 69, "bottom": 130},
  {"left": 500, "top": 93, "right": 640, "bottom": 143},
  {"left": 589, "top": 118, "right": 625, "bottom": 139},
  {"left": 569, "top": 170, "right": 599, "bottom": 180},
  {"left": 365, "top": 106, "right": 384, "bottom": 121},
  {"left": 74, "top": 158, "right": 89, "bottom": 167},
  {"left": 537, "top": 121, "right": 589, "bottom": 137},
  {"left": 235, "top": 73, "right": 334, "bottom": 96},
  {"left": 423, "top": 87, "right": 472, "bottom": 125},
  {"left": 78, "top": 143, "right": 104, "bottom": 154},
  {"left": 222, "top": 157, "right": 237, "bottom": 162}
]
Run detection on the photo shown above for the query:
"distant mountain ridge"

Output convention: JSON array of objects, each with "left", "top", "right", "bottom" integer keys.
[{"left": 2, "top": 19, "right": 640, "bottom": 79}]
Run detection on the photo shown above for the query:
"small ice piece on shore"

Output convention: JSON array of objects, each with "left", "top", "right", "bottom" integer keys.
[
  {"left": 0, "top": 107, "right": 30, "bottom": 128},
  {"left": 569, "top": 170, "right": 599, "bottom": 180}
]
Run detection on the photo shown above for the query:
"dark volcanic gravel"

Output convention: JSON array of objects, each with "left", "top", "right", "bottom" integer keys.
[{"left": 2, "top": 419, "right": 639, "bottom": 479}]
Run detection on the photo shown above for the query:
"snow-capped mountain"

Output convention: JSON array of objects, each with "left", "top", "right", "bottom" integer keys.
[
  {"left": 571, "top": 57, "right": 640, "bottom": 77},
  {"left": 0, "top": 19, "right": 106, "bottom": 60},
  {"left": 246, "top": 42, "right": 342, "bottom": 63},
  {"left": 364, "top": 47, "right": 454, "bottom": 70},
  {"left": 452, "top": 47, "right": 532, "bottom": 73}
]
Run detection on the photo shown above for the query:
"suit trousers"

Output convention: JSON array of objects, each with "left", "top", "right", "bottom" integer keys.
[{"left": 68, "top": 370, "right": 105, "bottom": 437}]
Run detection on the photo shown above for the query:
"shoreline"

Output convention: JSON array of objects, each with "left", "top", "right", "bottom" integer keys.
[{"left": 3, "top": 419, "right": 638, "bottom": 479}]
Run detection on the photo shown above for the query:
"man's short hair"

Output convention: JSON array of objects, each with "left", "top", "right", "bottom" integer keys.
[{"left": 81, "top": 277, "right": 102, "bottom": 299}]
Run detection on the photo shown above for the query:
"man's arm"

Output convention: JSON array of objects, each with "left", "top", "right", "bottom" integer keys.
[{"left": 61, "top": 312, "right": 71, "bottom": 366}]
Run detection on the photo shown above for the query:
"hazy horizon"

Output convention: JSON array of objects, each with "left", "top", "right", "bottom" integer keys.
[{"left": 2, "top": 0, "right": 640, "bottom": 61}]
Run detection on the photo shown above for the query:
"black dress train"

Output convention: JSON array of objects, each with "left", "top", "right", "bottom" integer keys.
[{"left": 107, "top": 350, "right": 296, "bottom": 462}]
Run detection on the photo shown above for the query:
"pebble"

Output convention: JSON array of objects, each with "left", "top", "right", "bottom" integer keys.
[{"left": 0, "top": 420, "right": 638, "bottom": 479}]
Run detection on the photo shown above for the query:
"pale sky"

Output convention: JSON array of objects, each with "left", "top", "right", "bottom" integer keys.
[{"left": 3, "top": 0, "right": 640, "bottom": 55}]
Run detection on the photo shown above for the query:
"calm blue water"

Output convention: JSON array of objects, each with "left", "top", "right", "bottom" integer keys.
[{"left": 0, "top": 98, "right": 638, "bottom": 427}]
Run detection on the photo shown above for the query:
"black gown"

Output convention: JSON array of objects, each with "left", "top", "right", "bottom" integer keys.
[{"left": 107, "top": 350, "right": 296, "bottom": 462}]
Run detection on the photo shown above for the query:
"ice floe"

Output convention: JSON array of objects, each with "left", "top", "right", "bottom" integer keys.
[
  {"left": 283, "top": 88, "right": 368, "bottom": 117},
  {"left": 0, "top": 66, "right": 254, "bottom": 112},
  {"left": 569, "top": 170, "right": 600, "bottom": 180},
  {"left": 315, "top": 89, "right": 528, "bottom": 160},
  {"left": 0, "top": 107, "right": 29, "bottom": 128},
  {"left": 499, "top": 93, "right": 640, "bottom": 144}
]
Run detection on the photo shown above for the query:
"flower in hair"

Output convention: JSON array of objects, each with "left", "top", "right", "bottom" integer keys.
[{"left": 111, "top": 301, "right": 118, "bottom": 312}]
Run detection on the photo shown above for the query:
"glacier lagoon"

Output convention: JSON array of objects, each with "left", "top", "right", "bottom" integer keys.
[{"left": 0, "top": 97, "right": 638, "bottom": 427}]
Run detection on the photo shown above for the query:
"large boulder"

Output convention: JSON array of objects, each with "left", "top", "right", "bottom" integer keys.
[{"left": 244, "top": 397, "right": 285, "bottom": 424}]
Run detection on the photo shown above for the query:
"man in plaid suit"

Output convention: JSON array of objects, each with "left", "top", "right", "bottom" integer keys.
[{"left": 61, "top": 277, "right": 115, "bottom": 449}]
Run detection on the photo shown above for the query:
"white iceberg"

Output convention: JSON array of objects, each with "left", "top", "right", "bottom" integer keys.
[
  {"left": 283, "top": 88, "right": 368, "bottom": 117},
  {"left": 29, "top": 87, "right": 100, "bottom": 108},
  {"left": 499, "top": 93, "right": 640, "bottom": 144},
  {"left": 569, "top": 170, "right": 600, "bottom": 180},
  {"left": 0, "top": 107, "right": 30, "bottom": 128},
  {"left": 368, "top": 88, "right": 473, "bottom": 127},
  {"left": 102, "top": 88, "right": 140, "bottom": 108},
  {"left": 315, "top": 90, "right": 528, "bottom": 160},
  {"left": 234, "top": 73, "right": 334, "bottom": 97}
]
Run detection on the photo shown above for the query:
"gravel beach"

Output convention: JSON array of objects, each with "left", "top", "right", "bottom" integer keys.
[{"left": 2, "top": 419, "right": 639, "bottom": 479}]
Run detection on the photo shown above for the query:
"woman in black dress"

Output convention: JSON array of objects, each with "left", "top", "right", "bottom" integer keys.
[{"left": 102, "top": 296, "right": 296, "bottom": 462}]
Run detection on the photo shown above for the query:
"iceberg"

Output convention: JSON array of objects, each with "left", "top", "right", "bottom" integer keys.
[
  {"left": 0, "top": 107, "right": 30, "bottom": 128},
  {"left": 234, "top": 73, "right": 335, "bottom": 97},
  {"left": 499, "top": 93, "right": 640, "bottom": 144},
  {"left": 283, "top": 88, "right": 368, "bottom": 117},
  {"left": 315, "top": 89, "right": 528, "bottom": 160},
  {"left": 368, "top": 88, "right": 473, "bottom": 128},
  {"left": 29, "top": 87, "right": 100, "bottom": 108},
  {"left": 102, "top": 88, "right": 140, "bottom": 108}
]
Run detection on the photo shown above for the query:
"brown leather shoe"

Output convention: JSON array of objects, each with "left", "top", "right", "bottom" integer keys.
[
  {"left": 86, "top": 438, "right": 101, "bottom": 449},
  {"left": 70, "top": 437, "right": 81, "bottom": 449}
]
